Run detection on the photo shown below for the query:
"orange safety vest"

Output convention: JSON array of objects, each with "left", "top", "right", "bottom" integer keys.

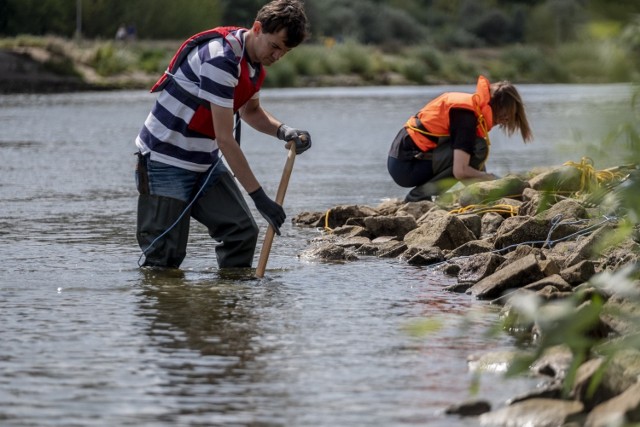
[
  {"left": 404, "top": 75, "right": 494, "bottom": 152},
  {"left": 150, "top": 26, "right": 266, "bottom": 139}
]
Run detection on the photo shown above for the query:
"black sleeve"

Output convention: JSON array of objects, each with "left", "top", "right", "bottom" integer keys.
[{"left": 449, "top": 108, "right": 477, "bottom": 155}]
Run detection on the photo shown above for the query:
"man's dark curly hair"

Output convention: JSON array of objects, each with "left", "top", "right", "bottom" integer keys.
[{"left": 255, "top": 0, "right": 309, "bottom": 48}]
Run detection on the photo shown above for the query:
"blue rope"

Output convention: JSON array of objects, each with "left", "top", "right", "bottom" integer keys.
[{"left": 423, "top": 215, "right": 618, "bottom": 271}]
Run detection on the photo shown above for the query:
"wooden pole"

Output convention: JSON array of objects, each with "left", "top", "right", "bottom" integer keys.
[{"left": 255, "top": 143, "right": 297, "bottom": 278}]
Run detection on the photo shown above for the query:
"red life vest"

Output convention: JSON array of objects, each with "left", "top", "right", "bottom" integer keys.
[
  {"left": 404, "top": 75, "right": 494, "bottom": 152},
  {"left": 150, "top": 26, "right": 266, "bottom": 139}
]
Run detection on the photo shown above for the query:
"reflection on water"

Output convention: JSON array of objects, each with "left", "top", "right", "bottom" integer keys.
[
  {"left": 0, "top": 84, "right": 635, "bottom": 426},
  {"left": 136, "top": 268, "right": 269, "bottom": 425}
]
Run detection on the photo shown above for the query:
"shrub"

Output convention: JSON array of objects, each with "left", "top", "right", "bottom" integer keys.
[{"left": 91, "top": 42, "right": 134, "bottom": 76}]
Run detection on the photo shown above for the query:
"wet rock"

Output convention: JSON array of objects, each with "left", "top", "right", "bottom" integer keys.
[
  {"left": 395, "top": 200, "right": 437, "bottom": 219},
  {"left": 519, "top": 187, "right": 561, "bottom": 217},
  {"left": 442, "top": 262, "right": 462, "bottom": 276},
  {"left": 502, "top": 245, "right": 544, "bottom": 264},
  {"left": 481, "top": 211, "right": 505, "bottom": 236},
  {"left": 457, "top": 252, "right": 505, "bottom": 284},
  {"left": 377, "top": 241, "right": 408, "bottom": 258},
  {"left": 457, "top": 213, "right": 482, "bottom": 239},
  {"left": 564, "top": 224, "right": 615, "bottom": 267},
  {"left": 444, "top": 282, "right": 472, "bottom": 293},
  {"left": 528, "top": 165, "right": 584, "bottom": 193},
  {"left": 535, "top": 198, "right": 588, "bottom": 223},
  {"left": 402, "top": 246, "right": 445, "bottom": 266},
  {"left": 300, "top": 242, "right": 358, "bottom": 261},
  {"left": 573, "top": 349, "right": 640, "bottom": 410},
  {"left": 530, "top": 345, "right": 573, "bottom": 380},
  {"left": 467, "top": 253, "right": 547, "bottom": 300},
  {"left": 584, "top": 380, "right": 640, "bottom": 427},
  {"left": 416, "top": 208, "right": 449, "bottom": 224},
  {"left": 478, "top": 398, "right": 584, "bottom": 427},
  {"left": 356, "top": 237, "right": 399, "bottom": 256},
  {"left": 331, "top": 225, "right": 372, "bottom": 239},
  {"left": 292, "top": 210, "right": 325, "bottom": 227},
  {"left": 374, "top": 198, "right": 405, "bottom": 215},
  {"left": 508, "top": 383, "right": 564, "bottom": 404},
  {"left": 524, "top": 274, "right": 572, "bottom": 292},
  {"left": 362, "top": 214, "right": 417, "bottom": 240},
  {"left": 536, "top": 285, "right": 574, "bottom": 301},
  {"left": 446, "top": 239, "right": 494, "bottom": 260},
  {"left": 560, "top": 260, "right": 597, "bottom": 286},
  {"left": 601, "top": 295, "right": 640, "bottom": 335},
  {"left": 324, "top": 204, "right": 379, "bottom": 229},
  {"left": 600, "top": 238, "right": 640, "bottom": 271},
  {"left": 445, "top": 399, "right": 492, "bottom": 416},
  {"left": 468, "top": 350, "right": 518, "bottom": 374},
  {"left": 458, "top": 175, "right": 529, "bottom": 207},
  {"left": 404, "top": 214, "right": 476, "bottom": 251},
  {"left": 334, "top": 236, "right": 371, "bottom": 250}
]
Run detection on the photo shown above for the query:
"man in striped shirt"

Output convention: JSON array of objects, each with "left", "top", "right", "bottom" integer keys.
[{"left": 135, "top": 0, "right": 311, "bottom": 269}]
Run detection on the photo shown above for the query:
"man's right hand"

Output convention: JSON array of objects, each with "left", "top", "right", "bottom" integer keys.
[
  {"left": 249, "top": 187, "right": 286, "bottom": 235},
  {"left": 277, "top": 124, "right": 312, "bottom": 155}
]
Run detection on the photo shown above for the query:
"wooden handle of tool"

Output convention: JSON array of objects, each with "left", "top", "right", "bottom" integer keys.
[{"left": 255, "top": 143, "right": 297, "bottom": 278}]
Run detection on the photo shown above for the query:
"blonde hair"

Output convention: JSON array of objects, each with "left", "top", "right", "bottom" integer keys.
[{"left": 490, "top": 81, "right": 533, "bottom": 143}]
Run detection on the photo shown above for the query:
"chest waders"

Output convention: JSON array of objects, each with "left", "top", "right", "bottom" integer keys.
[{"left": 136, "top": 163, "right": 259, "bottom": 268}]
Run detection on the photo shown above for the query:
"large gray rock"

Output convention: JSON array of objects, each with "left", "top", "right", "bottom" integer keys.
[
  {"left": 481, "top": 211, "right": 505, "bottom": 236},
  {"left": 572, "top": 349, "right": 640, "bottom": 410},
  {"left": 404, "top": 214, "right": 476, "bottom": 251},
  {"left": 585, "top": 380, "right": 640, "bottom": 427},
  {"left": 395, "top": 200, "right": 437, "bottom": 219},
  {"left": 479, "top": 398, "right": 584, "bottom": 427},
  {"left": 458, "top": 175, "right": 529, "bottom": 207},
  {"left": 324, "top": 204, "right": 379, "bottom": 229},
  {"left": 457, "top": 252, "right": 505, "bottom": 284},
  {"left": 494, "top": 198, "right": 589, "bottom": 251},
  {"left": 363, "top": 214, "right": 417, "bottom": 240},
  {"left": 467, "top": 253, "right": 547, "bottom": 300},
  {"left": 528, "top": 165, "right": 584, "bottom": 193},
  {"left": 300, "top": 242, "right": 358, "bottom": 261}
]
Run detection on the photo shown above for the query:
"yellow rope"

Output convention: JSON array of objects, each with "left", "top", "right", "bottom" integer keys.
[
  {"left": 563, "top": 157, "right": 625, "bottom": 194},
  {"left": 449, "top": 203, "right": 519, "bottom": 217},
  {"left": 405, "top": 124, "right": 448, "bottom": 139},
  {"left": 324, "top": 208, "right": 333, "bottom": 232}
]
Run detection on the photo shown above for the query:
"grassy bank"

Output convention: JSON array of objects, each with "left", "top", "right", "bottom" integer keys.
[{"left": 0, "top": 35, "right": 638, "bottom": 92}]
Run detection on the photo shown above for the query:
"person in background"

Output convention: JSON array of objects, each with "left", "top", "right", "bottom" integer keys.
[
  {"left": 115, "top": 24, "right": 127, "bottom": 41},
  {"left": 387, "top": 75, "right": 533, "bottom": 202},
  {"left": 134, "top": 0, "right": 311, "bottom": 269}
]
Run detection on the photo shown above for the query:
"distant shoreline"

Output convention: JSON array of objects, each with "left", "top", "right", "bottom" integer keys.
[
  {"left": 1, "top": 33, "right": 637, "bottom": 95},
  {"left": 0, "top": 50, "right": 102, "bottom": 94}
]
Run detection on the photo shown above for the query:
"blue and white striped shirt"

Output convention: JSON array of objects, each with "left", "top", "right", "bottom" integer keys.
[{"left": 136, "top": 29, "right": 260, "bottom": 172}]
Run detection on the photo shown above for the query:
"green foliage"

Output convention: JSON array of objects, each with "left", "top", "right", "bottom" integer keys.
[
  {"left": 333, "top": 42, "right": 376, "bottom": 77},
  {"left": 263, "top": 59, "right": 298, "bottom": 88},
  {"left": 91, "top": 43, "right": 135, "bottom": 76},
  {"left": 0, "top": 0, "right": 637, "bottom": 55},
  {"left": 499, "top": 45, "right": 570, "bottom": 83},
  {"left": 43, "top": 56, "right": 80, "bottom": 77},
  {"left": 136, "top": 48, "right": 171, "bottom": 74},
  {"left": 498, "top": 85, "right": 640, "bottom": 395}
]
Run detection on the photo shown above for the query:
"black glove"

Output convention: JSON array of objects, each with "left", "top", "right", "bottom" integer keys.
[
  {"left": 249, "top": 187, "right": 286, "bottom": 235},
  {"left": 277, "top": 124, "right": 312, "bottom": 155}
]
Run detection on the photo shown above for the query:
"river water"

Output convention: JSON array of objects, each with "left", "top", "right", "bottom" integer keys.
[{"left": 0, "top": 84, "right": 635, "bottom": 426}]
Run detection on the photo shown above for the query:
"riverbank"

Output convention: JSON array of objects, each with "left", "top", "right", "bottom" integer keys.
[
  {"left": 292, "top": 163, "right": 640, "bottom": 425},
  {"left": 1, "top": 35, "right": 638, "bottom": 94}
]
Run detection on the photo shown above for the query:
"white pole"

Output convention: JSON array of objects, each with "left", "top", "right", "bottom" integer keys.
[{"left": 75, "top": 0, "right": 82, "bottom": 40}]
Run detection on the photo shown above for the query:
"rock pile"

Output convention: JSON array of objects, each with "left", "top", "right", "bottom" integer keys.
[{"left": 293, "top": 164, "right": 640, "bottom": 426}]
